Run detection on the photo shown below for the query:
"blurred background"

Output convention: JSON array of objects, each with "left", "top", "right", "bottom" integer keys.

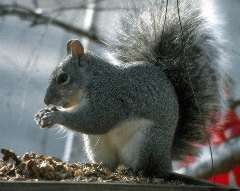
[{"left": 0, "top": 0, "right": 240, "bottom": 187}]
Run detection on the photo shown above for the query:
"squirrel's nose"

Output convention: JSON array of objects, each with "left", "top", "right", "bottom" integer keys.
[
  {"left": 44, "top": 87, "right": 54, "bottom": 105},
  {"left": 44, "top": 96, "right": 50, "bottom": 105},
  {"left": 44, "top": 94, "right": 52, "bottom": 106}
]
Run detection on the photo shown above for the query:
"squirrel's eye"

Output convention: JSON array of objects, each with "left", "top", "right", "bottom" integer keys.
[{"left": 57, "top": 73, "right": 70, "bottom": 85}]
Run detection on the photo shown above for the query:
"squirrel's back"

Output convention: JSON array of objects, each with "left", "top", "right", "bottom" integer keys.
[{"left": 108, "top": 0, "right": 223, "bottom": 159}]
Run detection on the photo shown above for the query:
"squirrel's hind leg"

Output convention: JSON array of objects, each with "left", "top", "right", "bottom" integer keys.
[
  {"left": 123, "top": 126, "right": 174, "bottom": 177},
  {"left": 82, "top": 134, "right": 119, "bottom": 170}
]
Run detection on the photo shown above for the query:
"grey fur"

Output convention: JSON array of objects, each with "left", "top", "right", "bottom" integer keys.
[
  {"left": 36, "top": 53, "right": 179, "bottom": 176},
  {"left": 35, "top": 0, "right": 222, "bottom": 176},
  {"left": 108, "top": 0, "right": 222, "bottom": 158}
]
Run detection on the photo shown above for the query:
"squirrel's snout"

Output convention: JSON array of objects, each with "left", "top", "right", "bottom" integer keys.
[
  {"left": 44, "top": 96, "right": 50, "bottom": 105},
  {"left": 44, "top": 94, "right": 53, "bottom": 106},
  {"left": 44, "top": 91, "right": 62, "bottom": 106},
  {"left": 44, "top": 87, "right": 56, "bottom": 106}
]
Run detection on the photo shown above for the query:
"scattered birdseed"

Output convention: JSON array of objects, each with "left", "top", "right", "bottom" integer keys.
[{"left": 0, "top": 148, "right": 184, "bottom": 185}]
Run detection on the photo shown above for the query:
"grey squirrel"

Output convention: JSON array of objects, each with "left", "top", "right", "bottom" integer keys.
[{"left": 35, "top": 0, "right": 222, "bottom": 177}]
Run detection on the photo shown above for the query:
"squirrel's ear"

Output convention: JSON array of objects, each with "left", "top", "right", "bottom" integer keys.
[{"left": 67, "top": 39, "right": 84, "bottom": 58}]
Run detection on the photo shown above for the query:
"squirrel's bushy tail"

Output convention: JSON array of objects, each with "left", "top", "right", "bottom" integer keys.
[{"left": 109, "top": 0, "right": 222, "bottom": 159}]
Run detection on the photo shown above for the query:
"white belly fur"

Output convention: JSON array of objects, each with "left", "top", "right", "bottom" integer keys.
[{"left": 82, "top": 118, "right": 154, "bottom": 169}]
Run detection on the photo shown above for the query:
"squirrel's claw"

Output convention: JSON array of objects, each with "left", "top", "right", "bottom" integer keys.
[
  {"left": 34, "top": 107, "right": 59, "bottom": 128},
  {"left": 40, "top": 113, "right": 54, "bottom": 127}
]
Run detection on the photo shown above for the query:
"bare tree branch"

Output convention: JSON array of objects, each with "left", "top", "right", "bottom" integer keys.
[
  {"left": 0, "top": 3, "right": 103, "bottom": 44},
  {"left": 43, "top": 0, "right": 135, "bottom": 13},
  {"left": 178, "top": 137, "right": 240, "bottom": 179},
  {"left": 48, "top": 5, "right": 132, "bottom": 13}
]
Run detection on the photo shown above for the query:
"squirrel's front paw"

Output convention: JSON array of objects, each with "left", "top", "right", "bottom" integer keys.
[{"left": 35, "top": 107, "right": 62, "bottom": 128}]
